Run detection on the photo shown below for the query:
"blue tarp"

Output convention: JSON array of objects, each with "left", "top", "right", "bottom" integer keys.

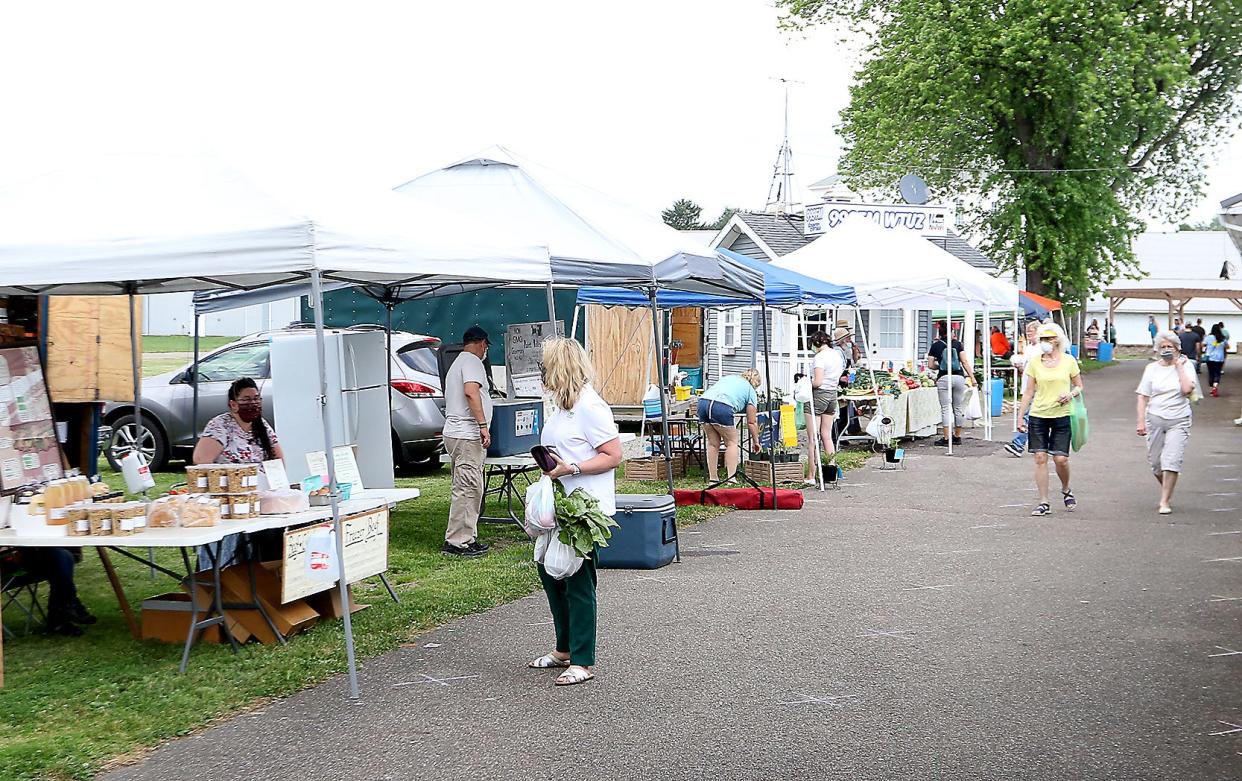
[{"left": 575, "top": 248, "right": 856, "bottom": 308}]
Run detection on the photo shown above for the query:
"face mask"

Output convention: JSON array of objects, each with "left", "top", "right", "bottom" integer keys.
[
  {"left": 1158, "top": 348, "right": 1175, "bottom": 361},
  {"left": 1039, "top": 342, "right": 1054, "bottom": 354},
  {"left": 236, "top": 402, "right": 261, "bottom": 423}
]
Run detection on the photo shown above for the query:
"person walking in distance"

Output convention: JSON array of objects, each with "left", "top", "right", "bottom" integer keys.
[
  {"left": 1203, "top": 323, "right": 1230, "bottom": 397},
  {"left": 809, "top": 330, "right": 845, "bottom": 467},
  {"left": 1147, "top": 316, "right": 1159, "bottom": 345},
  {"left": 1017, "top": 323, "right": 1083, "bottom": 516},
  {"left": 1179, "top": 322, "right": 1203, "bottom": 376},
  {"left": 927, "top": 321, "right": 976, "bottom": 447},
  {"left": 1136, "top": 330, "right": 1196, "bottom": 514},
  {"left": 1004, "top": 320, "right": 1042, "bottom": 457},
  {"left": 441, "top": 326, "right": 493, "bottom": 557},
  {"left": 526, "top": 338, "right": 621, "bottom": 686}
]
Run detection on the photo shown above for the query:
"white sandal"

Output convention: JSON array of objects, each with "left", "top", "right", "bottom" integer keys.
[
  {"left": 554, "top": 665, "right": 595, "bottom": 686},
  {"left": 527, "top": 652, "right": 570, "bottom": 669}
]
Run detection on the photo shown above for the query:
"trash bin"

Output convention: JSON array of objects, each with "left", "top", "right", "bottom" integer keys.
[
  {"left": 1070, "top": 344, "right": 1080, "bottom": 358},
  {"left": 1097, "top": 342, "right": 1114, "bottom": 362},
  {"left": 989, "top": 377, "right": 1004, "bottom": 417}
]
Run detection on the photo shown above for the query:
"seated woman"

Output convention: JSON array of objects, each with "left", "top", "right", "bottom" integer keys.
[
  {"left": 3, "top": 546, "right": 95, "bottom": 637},
  {"left": 191, "top": 378, "right": 284, "bottom": 566},
  {"left": 192, "top": 378, "right": 283, "bottom": 466}
]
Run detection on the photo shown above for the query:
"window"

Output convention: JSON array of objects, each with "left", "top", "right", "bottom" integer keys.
[
  {"left": 195, "top": 342, "right": 271, "bottom": 382},
  {"left": 878, "top": 310, "right": 904, "bottom": 349},
  {"left": 721, "top": 309, "right": 742, "bottom": 349}
]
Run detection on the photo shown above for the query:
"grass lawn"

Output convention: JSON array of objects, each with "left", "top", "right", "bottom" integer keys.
[
  {"left": 2, "top": 445, "right": 869, "bottom": 781},
  {"left": 140, "top": 336, "right": 235, "bottom": 354}
]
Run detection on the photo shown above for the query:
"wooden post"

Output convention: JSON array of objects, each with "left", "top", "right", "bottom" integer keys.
[{"left": 97, "top": 549, "right": 141, "bottom": 641}]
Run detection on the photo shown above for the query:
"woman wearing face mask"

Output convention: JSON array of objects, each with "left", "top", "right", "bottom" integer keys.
[
  {"left": 192, "top": 377, "right": 284, "bottom": 465},
  {"left": 1136, "top": 331, "right": 1197, "bottom": 514},
  {"left": 1016, "top": 323, "right": 1083, "bottom": 516}
]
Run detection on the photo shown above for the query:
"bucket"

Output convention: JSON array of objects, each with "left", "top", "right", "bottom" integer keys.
[
  {"left": 989, "top": 377, "right": 1004, "bottom": 417},
  {"left": 674, "top": 385, "right": 691, "bottom": 401},
  {"left": 1097, "top": 342, "right": 1114, "bottom": 362}
]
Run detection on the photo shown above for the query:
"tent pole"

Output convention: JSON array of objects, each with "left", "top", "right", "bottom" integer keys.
[
  {"left": 759, "top": 299, "right": 778, "bottom": 509},
  {"left": 191, "top": 311, "right": 201, "bottom": 441},
  {"left": 128, "top": 288, "right": 146, "bottom": 494},
  {"left": 311, "top": 269, "right": 361, "bottom": 700},
  {"left": 386, "top": 298, "right": 396, "bottom": 473},
  {"left": 946, "top": 286, "right": 954, "bottom": 456},
  {"left": 571, "top": 305, "right": 581, "bottom": 341},
  {"left": 545, "top": 282, "right": 557, "bottom": 334},
  {"left": 649, "top": 290, "right": 674, "bottom": 494},
  {"left": 983, "top": 306, "right": 992, "bottom": 441}
]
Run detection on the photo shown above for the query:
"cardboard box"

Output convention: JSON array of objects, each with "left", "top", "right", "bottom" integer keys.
[
  {"left": 219, "top": 563, "right": 319, "bottom": 639},
  {"left": 141, "top": 592, "right": 222, "bottom": 644},
  {"left": 179, "top": 577, "right": 254, "bottom": 645},
  {"left": 305, "top": 584, "right": 370, "bottom": 620}
]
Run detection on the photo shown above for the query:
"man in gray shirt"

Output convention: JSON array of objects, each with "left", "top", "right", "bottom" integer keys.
[{"left": 441, "top": 326, "right": 494, "bottom": 557}]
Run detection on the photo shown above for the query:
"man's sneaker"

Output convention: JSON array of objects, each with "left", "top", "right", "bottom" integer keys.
[
  {"left": 467, "top": 540, "right": 490, "bottom": 554},
  {"left": 1003, "top": 442, "right": 1023, "bottom": 458},
  {"left": 441, "top": 542, "right": 486, "bottom": 558}
]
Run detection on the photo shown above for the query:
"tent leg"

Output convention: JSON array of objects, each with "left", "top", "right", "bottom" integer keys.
[
  {"left": 945, "top": 288, "right": 953, "bottom": 456},
  {"left": 571, "top": 305, "right": 581, "bottom": 341},
  {"left": 759, "top": 300, "right": 777, "bottom": 509},
  {"left": 386, "top": 300, "right": 396, "bottom": 472},
  {"left": 311, "top": 270, "right": 361, "bottom": 700},
  {"left": 983, "top": 306, "right": 992, "bottom": 441},
  {"left": 128, "top": 289, "right": 147, "bottom": 495},
  {"left": 191, "top": 313, "right": 201, "bottom": 440},
  {"left": 649, "top": 291, "right": 674, "bottom": 494},
  {"left": 546, "top": 282, "right": 557, "bottom": 333}
]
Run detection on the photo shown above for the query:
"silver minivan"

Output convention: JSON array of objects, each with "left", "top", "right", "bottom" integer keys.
[{"left": 103, "top": 325, "right": 445, "bottom": 471}]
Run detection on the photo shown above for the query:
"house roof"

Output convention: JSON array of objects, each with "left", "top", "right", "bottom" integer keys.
[
  {"left": 719, "top": 210, "right": 998, "bottom": 271},
  {"left": 1221, "top": 191, "right": 1242, "bottom": 209}
]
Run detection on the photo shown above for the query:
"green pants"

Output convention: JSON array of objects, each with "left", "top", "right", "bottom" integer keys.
[{"left": 537, "top": 550, "right": 597, "bottom": 667}]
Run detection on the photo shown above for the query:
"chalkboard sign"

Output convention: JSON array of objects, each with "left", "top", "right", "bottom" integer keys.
[{"left": 505, "top": 321, "right": 563, "bottom": 398}]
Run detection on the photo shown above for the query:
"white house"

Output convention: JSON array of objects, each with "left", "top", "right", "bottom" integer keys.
[{"left": 1086, "top": 230, "right": 1241, "bottom": 345}]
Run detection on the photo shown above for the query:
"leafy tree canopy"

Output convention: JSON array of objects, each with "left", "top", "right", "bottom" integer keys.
[
  {"left": 778, "top": 0, "right": 1242, "bottom": 299},
  {"left": 661, "top": 198, "right": 705, "bottom": 231}
]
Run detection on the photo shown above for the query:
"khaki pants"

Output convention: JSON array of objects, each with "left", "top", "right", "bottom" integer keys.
[{"left": 444, "top": 435, "right": 486, "bottom": 547}]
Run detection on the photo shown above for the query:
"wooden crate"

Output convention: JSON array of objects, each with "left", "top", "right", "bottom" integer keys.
[
  {"left": 44, "top": 296, "right": 140, "bottom": 402},
  {"left": 624, "top": 456, "right": 686, "bottom": 482},
  {"left": 743, "top": 458, "right": 806, "bottom": 485}
]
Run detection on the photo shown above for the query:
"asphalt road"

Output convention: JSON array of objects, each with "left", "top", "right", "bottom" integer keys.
[{"left": 104, "top": 361, "right": 1242, "bottom": 781}]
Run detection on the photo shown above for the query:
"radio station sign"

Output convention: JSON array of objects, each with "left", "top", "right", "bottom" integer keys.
[{"left": 804, "top": 202, "right": 953, "bottom": 238}]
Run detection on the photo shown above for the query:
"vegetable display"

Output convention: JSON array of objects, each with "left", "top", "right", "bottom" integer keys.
[{"left": 553, "top": 480, "right": 619, "bottom": 558}]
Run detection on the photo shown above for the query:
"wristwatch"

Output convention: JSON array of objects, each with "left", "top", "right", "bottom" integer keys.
[{"left": 570, "top": 463, "right": 581, "bottom": 476}]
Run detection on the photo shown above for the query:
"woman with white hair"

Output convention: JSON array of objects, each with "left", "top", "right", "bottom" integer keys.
[
  {"left": 527, "top": 338, "right": 621, "bottom": 686},
  {"left": 697, "top": 368, "right": 762, "bottom": 483},
  {"left": 1136, "top": 330, "right": 1197, "bottom": 514},
  {"left": 1016, "top": 322, "right": 1084, "bottom": 516}
]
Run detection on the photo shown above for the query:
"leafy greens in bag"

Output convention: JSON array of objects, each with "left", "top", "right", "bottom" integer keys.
[{"left": 553, "top": 480, "right": 619, "bottom": 559}]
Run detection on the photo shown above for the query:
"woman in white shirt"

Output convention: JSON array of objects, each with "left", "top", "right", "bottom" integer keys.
[
  {"left": 526, "top": 338, "right": 621, "bottom": 686},
  {"left": 1136, "top": 330, "right": 1197, "bottom": 514},
  {"left": 809, "top": 330, "right": 846, "bottom": 465}
]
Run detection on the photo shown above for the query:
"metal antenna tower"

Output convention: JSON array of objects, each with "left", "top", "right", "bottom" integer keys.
[{"left": 765, "top": 78, "right": 802, "bottom": 214}]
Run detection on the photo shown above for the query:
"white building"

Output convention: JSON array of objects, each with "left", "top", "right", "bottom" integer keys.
[
  {"left": 1086, "top": 230, "right": 1241, "bottom": 345},
  {"left": 142, "top": 292, "right": 300, "bottom": 336}
]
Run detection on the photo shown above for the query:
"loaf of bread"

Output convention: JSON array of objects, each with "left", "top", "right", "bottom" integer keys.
[{"left": 146, "top": 496, "right": 185, "bottom": 528}]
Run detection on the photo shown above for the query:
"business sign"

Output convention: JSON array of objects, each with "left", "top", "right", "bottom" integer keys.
[
  {"left": 804, "top": 201, "right": 953, "bottom": 237},
  {"left": 282, "top": 507, "right": 389, "bottom": 603}
]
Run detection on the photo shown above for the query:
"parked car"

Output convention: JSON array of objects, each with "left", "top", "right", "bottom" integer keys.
[{"left": 103, "top": 325, "right": 445, "bottom": 472}]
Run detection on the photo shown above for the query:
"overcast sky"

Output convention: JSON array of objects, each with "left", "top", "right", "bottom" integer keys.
[{"left": 1, "top": 1, "right": 1237, "bottom": 231}]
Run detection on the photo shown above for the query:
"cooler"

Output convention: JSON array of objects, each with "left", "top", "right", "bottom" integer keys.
[
  {"left": 488, "top": 400, "right": 542, "bottom": 457},
  {"left": 597, "top": 493, "right": 678, "bottom": 570}
]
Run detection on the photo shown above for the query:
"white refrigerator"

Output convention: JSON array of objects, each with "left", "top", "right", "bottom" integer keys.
[{"left": 270, "top": 330, "right": 394, "bottom": 489}]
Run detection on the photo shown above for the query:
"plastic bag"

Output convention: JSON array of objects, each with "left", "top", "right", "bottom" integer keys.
[
  {"left": 524, "top": 476, "right": 557, "bottom": 537},
  {"left": 536, "top": 529, "right": 584, "bottom": 580},
  {"left": 1070, "top": 394, "right": 1089, "bottom": 452},
  {"left": 793, "top": 375, "right": 813, "bottom": 403},
  {"left": 964, "top": 387, "right": 983, "bottom": 420}
]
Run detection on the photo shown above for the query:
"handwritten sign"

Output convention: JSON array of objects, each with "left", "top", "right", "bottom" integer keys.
[
  {"left": 281, "top": 507, "right": 389, "bottom": 603},
  {"left": 303, "top": 446, "right": 363, "bottom": 493},
  {"left": 261, "top": 458, "right": 290, "bottom": 491},
  {"left": 504, "top": 321, "right": 563, "bottom": 386}
]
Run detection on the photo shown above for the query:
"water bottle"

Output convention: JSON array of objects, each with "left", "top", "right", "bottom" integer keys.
[{"left": 120, "top": 451, "right": 155, "bottom": 494}]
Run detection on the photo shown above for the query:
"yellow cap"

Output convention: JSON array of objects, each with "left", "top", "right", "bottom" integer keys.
[{"left": 1037, "top": 325, "right": 1059, "bottom": 339}]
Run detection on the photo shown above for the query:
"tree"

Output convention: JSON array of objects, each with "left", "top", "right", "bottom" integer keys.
[
  {"left": 1177, "top": 218, "right": 1222, "bottom": 231},
  {"left": 661, "top": 198, "right": 706, "bottom": 231},
  {"left": 778, "top": 0, "right": 1242, "bottom": 300},
  {"left": 706, "top": 207, "right": 738, "bottom": 231}
]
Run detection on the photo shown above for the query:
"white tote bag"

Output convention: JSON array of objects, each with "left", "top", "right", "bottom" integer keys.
[{"left": 535, "top": 529, "right": 584, "bottom": 580}]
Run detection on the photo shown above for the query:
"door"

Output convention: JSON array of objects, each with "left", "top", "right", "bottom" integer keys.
[{"left": 168, "top": 340, "right": 272, "bottom": 447}]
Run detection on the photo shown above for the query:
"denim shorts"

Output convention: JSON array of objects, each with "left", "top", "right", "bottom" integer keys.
[
  {"left": 697, "top": 398, "right": 734, "bottom": 426},
  {"left": 1028, "top": 415, "right": 1071, "bottom": 456}
]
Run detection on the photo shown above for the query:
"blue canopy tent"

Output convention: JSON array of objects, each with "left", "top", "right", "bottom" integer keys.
[{"left": 575, "top": 247, "right": 856, "bottom": 309}]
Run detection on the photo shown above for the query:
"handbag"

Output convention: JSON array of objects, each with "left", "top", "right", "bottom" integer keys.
[{"left": 1069, "top": 394, "right": 1089, "bottom": 452}]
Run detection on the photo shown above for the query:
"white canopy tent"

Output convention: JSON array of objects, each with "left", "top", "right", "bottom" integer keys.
[
  {"left": 774, "top": 216, "right": 1021, "bottom": 452},
  {"left": 0, "top": 154, "right": 556, "bottom": 698}
]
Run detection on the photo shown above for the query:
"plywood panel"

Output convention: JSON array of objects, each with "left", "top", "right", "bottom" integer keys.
[
  {"left": 670, "top": 307, "right": 702, "bottom": 367},
  {"left": 46, "top": 297, "right": 100, "bottom": 403},
  {"left": 97, "top": 297, "right": 139, "bottom": 402},
  {"left": 45, "top": 296, "right": 139, "bottom": 403},
  {"left": 586, "top": 305, "right": 658, "bottom": 406}
]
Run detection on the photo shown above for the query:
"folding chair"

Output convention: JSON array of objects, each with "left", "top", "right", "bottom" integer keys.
[{"left": 1, "top": 557, "right": 49, "bottom": 638}]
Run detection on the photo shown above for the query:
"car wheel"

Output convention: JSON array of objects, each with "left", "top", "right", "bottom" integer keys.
[{"left": 106, "top": 413, "right": 168, "bottom": 472}]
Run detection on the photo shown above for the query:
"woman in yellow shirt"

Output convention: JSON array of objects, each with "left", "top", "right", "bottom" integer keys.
[{"left": 1016, "top": 323, "right": 1084, "bottom": 516}]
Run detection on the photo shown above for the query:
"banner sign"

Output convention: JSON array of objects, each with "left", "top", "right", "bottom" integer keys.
[{"left": 805, "top": 202, "right": 952, "bottom": 237}]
